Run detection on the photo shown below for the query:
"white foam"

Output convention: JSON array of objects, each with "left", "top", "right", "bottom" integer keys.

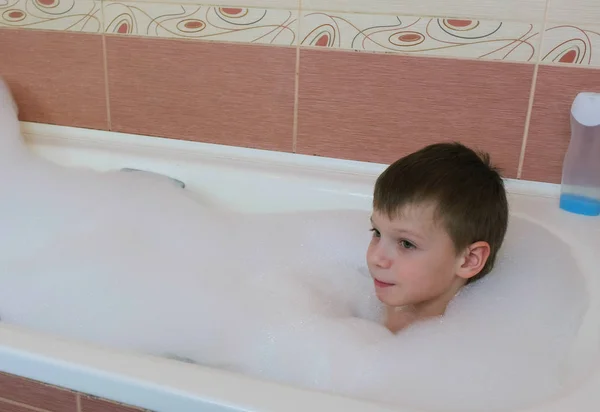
[{"left": 0, "top": 104, "right": 588, "bottom": 412}]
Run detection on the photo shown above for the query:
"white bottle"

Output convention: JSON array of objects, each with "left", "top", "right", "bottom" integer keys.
[{"left": 559, "top": 92, "right": 600, "bottom": 216}]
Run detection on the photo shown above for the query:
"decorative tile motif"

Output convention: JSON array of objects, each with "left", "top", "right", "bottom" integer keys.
[
  {"left": 103, "top": 2, "right": 297, "bottom": 46},
  {"left": 127, "top": 0, "right": 299, "bottom": 10},
  {"left": 300, "top": 11, "right": 540, "bottom": 62},
  {"left": 541, "top": 24, "right": 600, "bottom": 67},
  {"left": 301, "top": 0, "right": 546, "bottom": 23},
  {"left": 0, "top": 0, "right": 101, "bottom": 32}
]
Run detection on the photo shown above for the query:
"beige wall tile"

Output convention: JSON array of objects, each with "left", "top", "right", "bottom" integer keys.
[
  {"left": 541, "top": 24, "right": 600, "bottom": 67},
  {"left": 103, "top": 2, "right": 297, "bottom": 46},
  {"left": 547, "top": 0, "right": 600, "bottom": 26},
  {"left": 300, "top": 11, "right": 540, "bottom": 62},
  {"left": 0, "top": 0, "right": 101, "bottom": 32},
  {"left": 301, "top": 0, "right": 546, "bottom": 23}
]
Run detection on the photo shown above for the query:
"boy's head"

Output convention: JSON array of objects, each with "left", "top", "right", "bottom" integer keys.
[{"left": 367, "top": 142, "right": 508, "bottom": 311}]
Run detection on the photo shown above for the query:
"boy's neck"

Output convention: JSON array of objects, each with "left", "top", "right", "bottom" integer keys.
[{"left": 385, "top": 277, "right": 466, "bottom": 333}]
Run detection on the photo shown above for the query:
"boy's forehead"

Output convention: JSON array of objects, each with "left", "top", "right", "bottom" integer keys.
[{"left": 372, "top": 203, "right": 440, "bottom": 232}]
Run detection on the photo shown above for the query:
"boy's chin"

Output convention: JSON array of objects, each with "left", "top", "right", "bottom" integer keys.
[{"left": 374, "top": 289, "right": 405, "bottom": 307}]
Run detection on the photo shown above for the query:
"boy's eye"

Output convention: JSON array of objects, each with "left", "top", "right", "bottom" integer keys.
[
  {"left": 399, "top": 240, "right": 416, "bottom": 249},
  {"left": 370, "top": 228, "right": 381, "bottom": 238}
]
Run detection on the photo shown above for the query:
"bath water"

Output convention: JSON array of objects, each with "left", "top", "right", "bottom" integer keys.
[{"left": 0, "top": 127, "right": 588, "bottom": 412}]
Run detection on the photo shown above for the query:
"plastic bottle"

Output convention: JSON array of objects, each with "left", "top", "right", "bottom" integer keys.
[{"left": 559, "top": 92, "right": 600, "bottom": 216}]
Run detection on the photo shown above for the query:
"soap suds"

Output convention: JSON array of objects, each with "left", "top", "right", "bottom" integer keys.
[{"left": 0, "top": 108, "right": 588, "bottom": 412}]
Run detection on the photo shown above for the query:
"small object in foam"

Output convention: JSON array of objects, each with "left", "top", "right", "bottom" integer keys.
[
  {"left": 163, "top": 354, "right": 197, "bottom": 364},
  {"left": 120, "top": 168, "right": 185, "bottom": 189}
]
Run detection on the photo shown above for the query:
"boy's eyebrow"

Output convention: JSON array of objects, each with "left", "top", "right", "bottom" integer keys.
[
  {"left": 370, "top": 216, "right": 425, "bottom": 241},
  {"left": 392, "top": 229, "right": 425, "bottom": 241}
]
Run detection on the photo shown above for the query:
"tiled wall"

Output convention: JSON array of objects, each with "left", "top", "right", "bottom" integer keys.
[
  {"left": 0, "top": 372, "right": 149, "bottom": 412},
  {"left": 1, "top": 0, "right": 600, "bottom": 184}
]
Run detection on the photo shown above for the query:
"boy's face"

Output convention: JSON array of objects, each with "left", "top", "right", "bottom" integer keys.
[{"left": 367, "top": 203, "right": 465, "bottom": 308}]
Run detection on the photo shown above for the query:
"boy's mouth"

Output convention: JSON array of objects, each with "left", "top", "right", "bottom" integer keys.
[{"left": 374, "top": 278, "right": 395, "bottom": 288}]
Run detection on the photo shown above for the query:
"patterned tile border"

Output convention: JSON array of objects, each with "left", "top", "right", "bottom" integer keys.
[
  {"left": 0, "top": 0, "right": 101, "bottom": 33},
  {"left": 301, "top": 0, "right": 546, "bottom": 24},
  {"left": 125, "top": 0, "right": 298, "bottom": 10},
  {"left": 102, "top": 2, "right": 298, "bottom": 46},
  {"left": 6, "top": 0, "right": 600, "bottom": 67},
  {"left": 299, "top": 11, "right": 541, "bottom": 63},
  {"left": 540, "top": 24, "right": 600, "bottom": 67}
]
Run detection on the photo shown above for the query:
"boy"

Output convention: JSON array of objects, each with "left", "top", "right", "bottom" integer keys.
[{"left": 367, "top": 143, "right": 508, "bottom": 333}]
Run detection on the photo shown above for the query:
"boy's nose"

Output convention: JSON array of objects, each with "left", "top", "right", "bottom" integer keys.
[{"left": 369, "top": 245, "right": 392, "bottom": 269}]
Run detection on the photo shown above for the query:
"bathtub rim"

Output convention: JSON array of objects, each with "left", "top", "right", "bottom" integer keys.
[
  {"left": 19, "top": 121, "right": 560, "bottom": 200},
  {"left": 0, "top": 323, "right": 403, "bottom": 412}
]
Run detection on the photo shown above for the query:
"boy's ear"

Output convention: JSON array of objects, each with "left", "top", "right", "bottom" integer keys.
[{"left": 456, "top": 241, "right": 490, "bottom": 280}]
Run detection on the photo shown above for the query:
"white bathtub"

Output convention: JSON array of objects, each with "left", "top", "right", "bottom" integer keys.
[{"left": 1, "top": 122, "right": 599, "bottom": 412}]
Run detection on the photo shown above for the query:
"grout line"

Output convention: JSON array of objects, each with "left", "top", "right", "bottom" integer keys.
[
  {"left": 291, "top": 48, "right": 299, "bottom": 153},
  {"left": 291, "top": 0, "right": 301, "bottom": 153},
  {"left": 516, "top": 0, "right": 550, "bottom": 178},
  {"left": 538, "top": 60, "right": 600, "bottom": 70},
  {"left": 516, "top": 65, "right": 539, "bottom": 178},
  {"left": 100, "top": 0, "right": 112, "bottom": 131},
  {"left": 0, "top": 396, "right": 54, "bottom": 412},
  {"left": 76, "top": 393, "right": 82, "bottom": 412},
  {"left": 101, "top": 34, "right": 112, "bottom": 131}
]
